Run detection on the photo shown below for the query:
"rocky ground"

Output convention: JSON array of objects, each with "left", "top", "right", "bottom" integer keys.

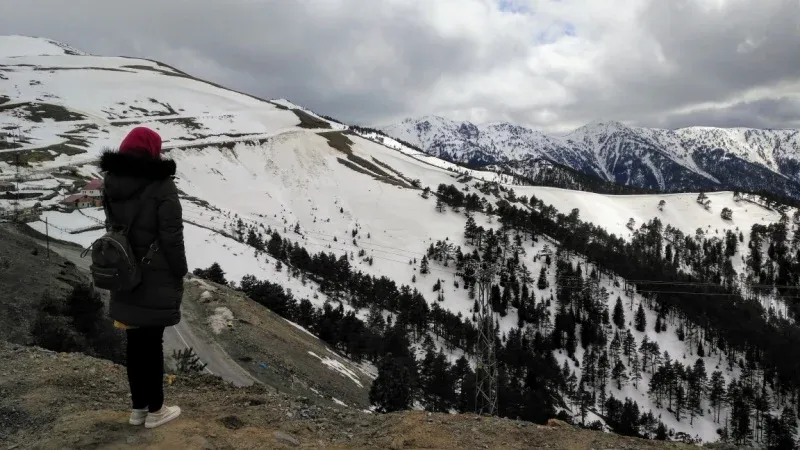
[
  {"left": 180, "top": 277, "right": 373, "bottom": 409},
  {"left": 0, "top": 342, "right": 706, "bottom": 450},
  {"left": 0, "top": 223, "right": 86, "bottom": 344}
]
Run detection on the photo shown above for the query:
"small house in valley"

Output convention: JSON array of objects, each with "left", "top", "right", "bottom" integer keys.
[
  {"left": 81, "top": 179, "right": 103, "bottom": 198},
  {"left": 59, "top": 178, "right": 104, "bottom": 209},
  {"left": 60, "top": 194, "right": 102, "bottom": 209}
]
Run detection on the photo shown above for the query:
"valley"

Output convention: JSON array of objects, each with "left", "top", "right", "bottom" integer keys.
[{"left": 2, "top": 35, "right": 800, "bottom": 448}]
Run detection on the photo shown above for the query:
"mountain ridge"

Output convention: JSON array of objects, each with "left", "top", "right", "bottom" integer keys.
[{"left": 380, "top": 116, "right": 800, "bottom": 198}]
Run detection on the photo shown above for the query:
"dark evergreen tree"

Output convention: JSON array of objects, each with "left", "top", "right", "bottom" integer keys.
[
  {"left": 193, "top": 262, "right": 227, "bottom": 285},
  {"left": 655, "top": 422, "right": 668, "bottom": 440},
  {"left": 729, "top": 381, "right": 752, "bottom": 446},
  {"left": 597, "top": 351, "right": 610, "bottom": 391},
  {"left": 420, "top": 349, "right": 455, "bottom": 412},
  {"left": 609, "top": 331, "right": 622, "bottom": 365},
  {"left": 370, "top": 353, "right": 416, "bottom": 413},
  {"left": 420, "top": 255, "right": 430, "bottom": 275},
  {"left": 623, "top": 330, "right": 636, "bottom": 364},
  {"left": 537, "top": 266, "right": 548, "bottom": 290},
  {"left": 611, "top": 360, "right": 628, "bottom": 390},
  {"left": 613, "top": 296, "right": 625, "bottom": 329},
  {"left": 172, "top": 348, "right": 207, "bottom": 373},
  {"left": 635, "top": 303, "right": 647, "bottom": 332},
  {"left": 631, "top": 354, "right": 642, "bottom": 388}
]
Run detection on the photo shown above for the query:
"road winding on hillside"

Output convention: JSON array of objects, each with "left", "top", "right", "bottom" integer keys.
[{"left": 19, "top": 231, "right": 257, "bottom": 388}]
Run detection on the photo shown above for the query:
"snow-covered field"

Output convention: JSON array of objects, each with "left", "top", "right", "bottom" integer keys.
[{"left": 3, "top": 35, "right": 793, "bottom": 444}]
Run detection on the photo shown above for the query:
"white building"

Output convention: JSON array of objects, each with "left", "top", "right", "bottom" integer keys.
[{"left": 81, "top": 179, "right": 104, "bottom": 198}]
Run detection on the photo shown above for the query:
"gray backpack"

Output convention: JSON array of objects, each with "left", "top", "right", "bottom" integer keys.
[{"left": 81, "top": 182, "right": 159, "bottom": 292}]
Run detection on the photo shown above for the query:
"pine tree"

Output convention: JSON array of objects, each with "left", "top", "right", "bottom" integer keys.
[
  {"left": 775, "top": 407, "right": 798, "bottom": 449},
  {"left": 613, "top": 296, "right": 625, "bottom": 329},
  {"left": 623, "top": 330, "right": 636, "bottom": 364},
  {"left": 609, "top": 331, "right": 622, "bottom": 365},
  {"left": 172, "top": 347, "right": 207, "bottom": 374},
  {"left": 370, "top": 353, "right": 416, "bottom": 413},
  {"left": 537, "top": 266, "right": 548, "bottom": 290},
  {"left": 654, "top": 314, "right": 662, "bottom": 334},
  {"left": 709, "top": 371, "right": 726, "bottom": 423},
  {"left": 597, "top": 351, "right": 610, "bottom": 391},
  {"left": 729, "top": 381, "right": 752, "bottom": 445},
  {"left": 420, "top": 256, "right": 430, "bottom": 275},
  {"left": 464, "top": 215, "right": 478, "bottom": 243},
  {"left": 655, "top": 422, "right": 668, "bottom": 440},
  {"left": 721, "top": 207, "right": 733, "bottom": 220},
  {"left": 500, "top": 286, "right": 510, "bottom": 316},
  {"left": 688, "top": 358, "right": 707, "bottom": 425},
  {"left": 577, "top": 380, "right": 593, "bottom": 426},
  {"left": 435, "top": 197, "right": 445, "bottom": 213},
  {"left": 674, "top": 384, "right": 685, "bottom": 422},
  {"left": 611, "top": 360, "right": 628, "bottom": 390},
  {"left": 635, "top": 303, "right": 647, "bottom": 332},
  {"left": 193, "top": 262, "right": 227, "bottom": 285},
  {"left": 631, "top": 354, "right": 642, "bottom": 388}
]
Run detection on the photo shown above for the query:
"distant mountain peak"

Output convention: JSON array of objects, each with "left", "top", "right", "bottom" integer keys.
[{"left": 380, "top": 115, "right": 800, "bottom": 199}]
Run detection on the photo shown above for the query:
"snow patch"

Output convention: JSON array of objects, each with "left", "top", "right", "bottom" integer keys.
[
  {"left": 283, "top": 318, "right": 318, "bottom": 339},
  {"left": 307, "top": 351, "right": 364, "bottom": 388}
]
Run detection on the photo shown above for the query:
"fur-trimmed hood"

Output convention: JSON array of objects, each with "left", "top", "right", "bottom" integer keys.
[
  {"left": 100, "top": 151, "right": 177, "bottom": 201},
  {"left": 100, "top": 151, "right": 176, "bottom": 180}
]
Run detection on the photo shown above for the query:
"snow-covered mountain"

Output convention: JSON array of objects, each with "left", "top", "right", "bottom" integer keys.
[
  {"left": 2, "top": 36, "right": 799, "bottom": 447},
  {"left": 381, "top": 116, "right": 800, "bottom": 199}
]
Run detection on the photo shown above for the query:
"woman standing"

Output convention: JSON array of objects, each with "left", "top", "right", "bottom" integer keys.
[{"left": 99, "top": 126, "right": 188, "bottom": 429}]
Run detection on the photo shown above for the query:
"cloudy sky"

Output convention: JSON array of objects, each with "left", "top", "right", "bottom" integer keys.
[{"left": 2, "top": 0, "right": 798, "bottom": 132}]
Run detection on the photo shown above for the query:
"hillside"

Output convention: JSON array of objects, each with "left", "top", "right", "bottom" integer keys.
[
  {"left": 380, "top": 116, "right": 800, "bottom": 199},
  {"left": 2, "top": 35, "right": 800, "bottom": 448},
  {"left": 0, "top": 341, "right": 701, "bottom": 450},
  {"left": 0, "top": 223, "right": 85, "bottom": 344}
]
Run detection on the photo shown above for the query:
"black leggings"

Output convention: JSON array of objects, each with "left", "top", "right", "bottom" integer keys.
[{"left": 126, "top": 326, "right": 165, "bottom": 413}]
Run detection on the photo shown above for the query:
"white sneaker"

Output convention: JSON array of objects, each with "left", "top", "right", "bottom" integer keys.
[
  {"left": 129, "top": 408, "right": 149, "bottom": 425},
  {"left": 145, "top": 405, "right": 181, "bottom": 429}
]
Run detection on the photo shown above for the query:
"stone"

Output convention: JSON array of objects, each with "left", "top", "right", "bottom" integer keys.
[
  {"left": 273, "top": 431, "right": 300, "bottom": 447},
  {"left": 186, "top": 435, "right": 213, "bottom": 450},
  {"left": 546, "top": 418, "right": 569, "bottom": 428},
  {"left": 219, "top": 415, "right": 245, "bottom": 430}
]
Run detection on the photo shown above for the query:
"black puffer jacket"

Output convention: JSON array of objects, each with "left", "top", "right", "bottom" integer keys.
[{"left": 100, "top": 151, "right": 188, "bottom": 327}]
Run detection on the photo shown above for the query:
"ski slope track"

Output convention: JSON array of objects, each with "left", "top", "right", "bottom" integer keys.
[{"left": 1, "top": 36, "right": 797, "bottom": 445}]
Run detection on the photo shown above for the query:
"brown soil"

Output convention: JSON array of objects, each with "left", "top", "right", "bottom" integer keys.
[
  {"left": 180, "top": 277, "right": 372, "bottom": 408},
  {"left": 0, "top": 342, "right": 699, "bottom": 450}
]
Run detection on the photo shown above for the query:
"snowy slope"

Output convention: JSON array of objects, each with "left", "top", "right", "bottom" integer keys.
[
  {"left": 0, "top": 35, "right": 87, "bottom": 58},
  {"left": 3, "top": 36, "right": 795, "bottom": 444},
  {"left": 382, "top": 116, "right": 800, "bottom": 199}
]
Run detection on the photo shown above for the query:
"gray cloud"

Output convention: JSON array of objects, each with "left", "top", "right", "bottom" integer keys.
[
  {"left": 654, "top": 96, "right": 800, "bottom": 130},
  {"left": 1, "top": 0, "right": 798, "bottom": 131}
]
